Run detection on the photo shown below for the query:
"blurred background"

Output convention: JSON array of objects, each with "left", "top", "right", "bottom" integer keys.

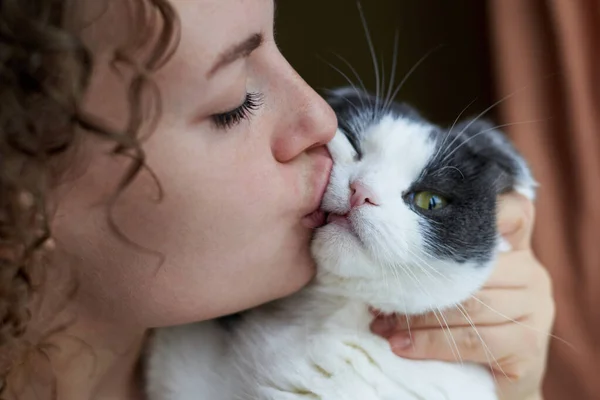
[
  {"left": 276, "top": 1, "right": 599, "bottom": 400},
  {"left": 276, "top": 0, "right": 494, "bottom": 126}
]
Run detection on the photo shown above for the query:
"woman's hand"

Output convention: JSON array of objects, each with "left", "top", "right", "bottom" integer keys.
[{"left": 370, "top": 193, "right": 555, "bottom": 400}]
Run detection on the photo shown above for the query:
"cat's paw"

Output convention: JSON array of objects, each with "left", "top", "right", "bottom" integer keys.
[
  {"left": 255, "top": 335, "right": 436, "bottom": 400},
  {"left": 249, "top": 336, "right": 384, "bottom": 400}
]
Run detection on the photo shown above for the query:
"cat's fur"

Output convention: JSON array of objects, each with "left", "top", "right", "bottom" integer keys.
[{"left": 146, "top": 87, "right": 536, "bottom": 400}]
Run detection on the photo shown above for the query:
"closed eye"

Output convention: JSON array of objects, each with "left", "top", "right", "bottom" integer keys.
[{"left": 212, "top": 92, "right": 264, "bottom": 129}]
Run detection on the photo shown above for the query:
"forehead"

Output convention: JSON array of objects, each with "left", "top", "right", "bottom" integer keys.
[
  {"left": 163, "top": 0, "right": 273, "bottom": 83},
  {"left": 360, "top": 116, "right": 435, "bottom": 171},
  {"left": 77, "top": 0, "right": 272, "bottom": 74}
]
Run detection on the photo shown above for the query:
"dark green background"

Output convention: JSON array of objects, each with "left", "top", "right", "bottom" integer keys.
[{"left": 275, "top": 1, "right": 495, "bottom": 126}]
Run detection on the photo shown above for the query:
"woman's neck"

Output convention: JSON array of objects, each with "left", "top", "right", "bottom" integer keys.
[{"left": 5, "top": 310, "right": 147, "bottom": 400}]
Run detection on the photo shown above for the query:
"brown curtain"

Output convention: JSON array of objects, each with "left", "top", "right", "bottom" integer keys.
[{"left": 489, "top": 1, "right": 600, "bottom": 399}]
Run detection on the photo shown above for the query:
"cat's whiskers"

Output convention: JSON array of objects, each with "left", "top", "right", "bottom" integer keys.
[
  {"left": 372, "top": 239, "right": 569, "bottom": 379},
  {"left": 408, "top": 245, "right": 497, "bottom": 301},
  {"left": 386, "top": 259, "right": 464, "bottom": 363},
  {"left": 320, "top": 55, "right": 369, "bottom": 114},
  {"left": 435, "top": 308, "right": 464, "bottom": 364},
  {"left": 468, "top": 295, "right": 575, "bottom": 350},
  {"left": 333, "top": 53, "right": 371, "bottom": 107},
  {"left": 374, "top": 265, "right": 480, "bottom": 368},
  {"left": 382, "top": 30, "right": 400, "bottom": 116},
  {"left": 326, "top": 3, "right": 440, "bottom": 122},
  {"left": 429, "top": 165, "right": 466, "bottom": 180},
  {"left": 379, "top": 257, "right": 400, "bottom": 329},
  {"left": 405, "top": 260, "right": 466, "bottom": 364},
  {"left": 439, "top": 94, "right": 529, "bottom": 163},
  {"left": 356, "top": 1, "right": 382, "bottom": 120},
  {"left": 394, "top": 238, "right": 487, "bottom": 305},
  {"left": 381, "top": 228, "right": 455, "bottom": 284},
  {"left": 403, "top": 246, "right": 450, "bottom": 282},
  {"left": 439, "top": 93, "right": 551, "bottom": 166},
  {"left": 382, "top": 45, "right": 442, "bottom": 116},
  {"left": 454, "top": 304, "right": 508, "bottom": 386},
  {"left": 430, "top": 97, "right": 479, "bottom": 165},
  {"left": 439, "top": 119, "right": 548, "bottom": 165},
  {"left": 422, "top": 235, "right": 483, "bottom": 261},
  {"left": 400, "top": 248, "right": 503, "bottom": 367},
  {"left": 338, "top": 96, "right": 365, "bottom": 129},
  {"left": 401, "top": 303, "right": 414, "bottom": 347},
  {"left": 376, "top": 258, "right": 415, "bottom": 346},
  {"left": 433, "top": 71, "right": 558, "bottom": 167}
]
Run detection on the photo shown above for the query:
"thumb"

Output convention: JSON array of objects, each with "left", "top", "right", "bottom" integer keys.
[{"left": 497, "top": 193, "right": 535, "bottom": 251}]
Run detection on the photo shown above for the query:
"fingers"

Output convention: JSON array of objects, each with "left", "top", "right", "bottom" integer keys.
[
  {"left": 370, "top": 251, "right": 545, "bottom": 337},
  {"left": 497, "top": 193, "right": 535, "bottom": 251},
  {"left": 369, "top": 247, "right": 554, "bottom": 369},
  {"left": 371, "top": 290, "right": 533, "bottom": 336},
  {"left": 485, "top": 250, "right": 552, "bottom": 302},
  {"left": 384, "top": 320, "right": 540, "bottom": 373}
]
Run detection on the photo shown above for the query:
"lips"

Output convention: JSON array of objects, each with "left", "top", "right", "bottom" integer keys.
[
  {"left": 302, "top": 209, "right": 327, "bottom": 229},
  {"left": 301, "top": 146, "right": 333, "bottom": 229}
]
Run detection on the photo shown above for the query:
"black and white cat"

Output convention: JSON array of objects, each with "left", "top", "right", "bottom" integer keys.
[{"left": 146, "top": 87, "right": 536, "bottom": 400}]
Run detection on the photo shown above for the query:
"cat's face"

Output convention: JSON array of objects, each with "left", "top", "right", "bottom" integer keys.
[{"left": 312, "top": 87, "right": 535, "bottom": 315}]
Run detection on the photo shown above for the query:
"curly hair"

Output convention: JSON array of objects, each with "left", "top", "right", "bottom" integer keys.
[{"left": 0, "top": 0, "right": 179, "bottom": 395}]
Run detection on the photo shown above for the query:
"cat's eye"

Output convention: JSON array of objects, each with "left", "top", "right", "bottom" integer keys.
[{"left": 410, "top": 191, "right": 448, "bottom": 211}]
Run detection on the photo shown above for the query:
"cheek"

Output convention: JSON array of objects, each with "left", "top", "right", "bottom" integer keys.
[
  {"left": 141, "top": 134, "right": 300, "bottom": 247},
  {"left": 361, "top": 203, "right": 421, "bottom": 243},
  {"left": 51, "top": 127, "right": 315, "bottom": 327},
  {"left": 111, "top": 131, "right": 313, "bottom": 322}
]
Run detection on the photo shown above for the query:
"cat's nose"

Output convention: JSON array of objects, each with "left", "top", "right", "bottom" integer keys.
[{"left": 350, "top": 182, "right": 380, "bottom": 209}]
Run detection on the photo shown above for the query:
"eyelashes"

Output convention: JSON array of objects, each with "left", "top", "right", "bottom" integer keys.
[{"left": 212, "top": 92, "right": 264, "bottom": 129}]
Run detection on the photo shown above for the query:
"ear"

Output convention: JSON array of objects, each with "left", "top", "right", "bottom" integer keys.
[{"left": 450, "top": 118, "right": 537, "bottom": 200}]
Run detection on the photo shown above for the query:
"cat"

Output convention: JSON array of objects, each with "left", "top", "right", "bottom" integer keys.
[{"left": 146, "top": 86, "right": 536, "bottom": 400}]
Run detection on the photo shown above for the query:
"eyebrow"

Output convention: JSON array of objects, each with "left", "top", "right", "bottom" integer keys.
[{"left": 206, "top": 33, "right": 264, "bottom": 78}]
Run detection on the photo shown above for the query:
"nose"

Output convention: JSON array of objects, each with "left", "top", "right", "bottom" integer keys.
[
  {"left": 350, "top": 182, "right": 380, "bottom": 209},
  {"left": 270, "top": 60, "right": 337, "bottom": 163}
]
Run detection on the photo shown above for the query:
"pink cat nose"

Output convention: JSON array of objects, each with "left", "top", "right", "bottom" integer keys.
[{"left": 349, "top": 182, "right": 380, "bottom": 209}]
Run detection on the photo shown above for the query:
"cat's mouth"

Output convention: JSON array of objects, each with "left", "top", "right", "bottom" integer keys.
[{"left": 325, "top": 212, "right": 353, "bottom": 231}]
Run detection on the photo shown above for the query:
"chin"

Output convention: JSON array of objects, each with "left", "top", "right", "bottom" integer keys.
[
  {"left": 280, "top": 251, "right": 317, "bottom": 295},
  {"left": 311, "top": 222, "right": 494, "bottom": 315}
]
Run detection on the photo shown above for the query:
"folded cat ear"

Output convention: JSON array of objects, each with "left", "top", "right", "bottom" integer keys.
[{"left": 448, "top": 118, "right": 537, "bottom": 200}]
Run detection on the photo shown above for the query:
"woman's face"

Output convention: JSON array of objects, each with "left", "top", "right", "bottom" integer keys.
[{"left": 51, "top": 0, "right": 336, "bottom": 328}]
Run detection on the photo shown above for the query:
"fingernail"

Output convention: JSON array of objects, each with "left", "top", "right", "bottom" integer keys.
[
  {"left": 370, "top": 317, "right": 396, "bottom": 337},
  {"left": 390, "top": 334, "right": 413, "bottom": 352}
]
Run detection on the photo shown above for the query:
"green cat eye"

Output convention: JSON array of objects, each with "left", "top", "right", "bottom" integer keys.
[{"left": 412, "top": 191, "right": 448, "bottom": 211}]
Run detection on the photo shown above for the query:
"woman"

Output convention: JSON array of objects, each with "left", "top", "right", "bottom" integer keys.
[{"left": 0, "top": 0, "right": 553, "bottom": 399}]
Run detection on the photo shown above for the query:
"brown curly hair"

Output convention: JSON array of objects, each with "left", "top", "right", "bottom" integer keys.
[{"left": 0, "top": 0, "right": 180, "bottom": 396}]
